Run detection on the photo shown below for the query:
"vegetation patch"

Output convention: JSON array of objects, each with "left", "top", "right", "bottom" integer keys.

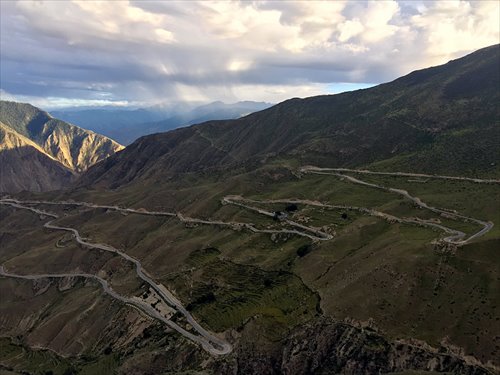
[
  {"left": 166, "top": 258, "right": 320, "bottom": 340},
  {"left": 296, "top": 244, "right": 312, "bottom": 257},
  {"left": 186, "top": 247, "right": 221, "bottom": 267}
]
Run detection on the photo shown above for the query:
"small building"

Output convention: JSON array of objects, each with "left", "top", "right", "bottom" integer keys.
[{"left": 273, "top": 211, "right": 288, "bottom": 221}]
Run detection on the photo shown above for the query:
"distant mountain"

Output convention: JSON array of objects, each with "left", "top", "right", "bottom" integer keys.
[
  {"left": 52, "top": 101, "right": 273, "bottom": 145},
  {"left": 168, "top": 100, "right": 274, "bottom": 125},
  {"left": 0, "top": 101, "right": 124, "bottom": 192},
  {"left": 49, "top": 108, "right": 167, "bottom": 140},
  {"left": 79, "top": 44, "right": 499, "bottom": 189}
]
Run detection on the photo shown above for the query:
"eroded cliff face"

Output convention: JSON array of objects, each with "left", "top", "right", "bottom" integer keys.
[
  {"left": 0, "top": 123, "right": 74, "bottom": 192},
  {"left": 278, "top": 319, "right": 492, "bottom": 375},
  {"left": 38, "top": 119, "right": 123, "bottom": 172}
]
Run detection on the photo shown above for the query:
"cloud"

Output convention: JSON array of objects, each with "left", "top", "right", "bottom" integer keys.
[
  {"left": 0, "top": 0, "right": 498, "bottom": 108},
  {"left": 410, "top": 0, "right": 500, "bottom": 62},
  {"left": 0, "top": 89, "right": 133, "bottom": 109}
]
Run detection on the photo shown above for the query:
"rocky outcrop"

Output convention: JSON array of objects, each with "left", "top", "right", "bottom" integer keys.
[
  {"left": 0, "top": 122, "right": 74, "bottom": 192},
  {"left": 35, "top": 118, "right": 123, "bottom": 172},
  {"left": 214, "top": 318, "right": 494, "bottom": 375},
  {"left": 279, "top": 319, "right": 492, "bottom": 375}
]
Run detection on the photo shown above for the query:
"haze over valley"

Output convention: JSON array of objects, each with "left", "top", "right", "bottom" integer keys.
[{"left": 50, "top": 101, "right": 273, "bottom": 145}]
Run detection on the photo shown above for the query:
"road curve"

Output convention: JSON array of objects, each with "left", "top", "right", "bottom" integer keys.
[
  {"left": 299, "top": 168, "right": 494, "bottom": 245},
  {"left": 0, "top": 265, "right": 230, "bottom": 354},
  {"left": 221, "top": 196, "right": 333, "bottom": 240},
  {"left": 0, "top": 201, "right": 231, "bottom": 355},
  {"left": 0, "top": 197, "right": 332, "bottom": 242},
  {"left": 300, "top": 166, "right": 500, "bottom": 184}
]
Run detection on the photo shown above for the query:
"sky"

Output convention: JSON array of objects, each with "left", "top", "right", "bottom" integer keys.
[{"left": 0, "top": 0, "right": 498, "bottom": 109}]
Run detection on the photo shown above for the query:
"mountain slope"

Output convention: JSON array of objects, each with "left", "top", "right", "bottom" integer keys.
[
  {"left": 0, "top": 122, "right": 74, "bottom": 192},
  {"left": 79, "top": 44, "right": 500, "bottom": 189},
  {"left": 0, "top": 101, "right": 124, "bottom": 173},
  {"left": 0, "top": 101, "right": 124, "bottom": 192}
]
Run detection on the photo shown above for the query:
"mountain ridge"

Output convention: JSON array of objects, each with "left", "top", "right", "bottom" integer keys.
[
  {"left": 78, "top": 44, "right": 500, "bottom": 190},
  {"left": 0, "top": 101, "right": 124, "bottom": 172},
  {"left": 0, "top": 122, "right": 75, "bottom": 192},
  {"left": 0, "top": 101, "right": 124, "bottom": 192}
]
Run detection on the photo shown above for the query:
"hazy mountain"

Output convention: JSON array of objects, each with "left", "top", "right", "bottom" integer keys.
[
  {"left": 0, "top": 101, "right": 124, "bottom": 192},
  {"left": 50, "top": 108, "right": 167, "bottom": 137},
  {"left": 166, "top": 100, "right": 274, "bottom": 125},
  {"left": 51, "top": 101, "right": 273, "bottom": 145},
  {"left": 80, "top": 44, "right": 499, "bottom": 189}
]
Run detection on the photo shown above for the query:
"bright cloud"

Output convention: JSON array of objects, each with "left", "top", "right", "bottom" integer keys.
[{"left": 0, "top": 0, "right": 498, "bottom": 108}]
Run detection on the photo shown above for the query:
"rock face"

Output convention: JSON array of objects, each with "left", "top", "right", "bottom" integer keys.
[
  {"left": 279, "top": 319, "right": 491, "bottom": 375},
  {"left": 0, "top": 122, "right": 74, "bottom": 192},
  {"left": 0, "top": 101, "right": 124, "bottom": 192},
  {"left": 217, "top": 318, "right": 493, "bottom": 375}
]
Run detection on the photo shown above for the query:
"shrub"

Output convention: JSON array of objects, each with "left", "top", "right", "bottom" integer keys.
[{"left": 297, "top": 244, "right": 312, "bottom": 257}]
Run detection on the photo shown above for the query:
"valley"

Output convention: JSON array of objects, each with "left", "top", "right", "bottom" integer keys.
[
  {"left": 1, "top": 45, "right": 499, "bottom": 374},
  {"left": 1, "top": 163, "right": 498, "bottom": 374}
]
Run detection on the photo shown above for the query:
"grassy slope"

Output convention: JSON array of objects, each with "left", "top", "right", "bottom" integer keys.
[{"left": 3, "top": 162, "right": 498, "bottom": 371}]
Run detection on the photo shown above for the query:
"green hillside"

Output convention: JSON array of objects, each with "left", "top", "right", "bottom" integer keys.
[{"left": 79, "top": 45, "right": 499, "bottom": 189}]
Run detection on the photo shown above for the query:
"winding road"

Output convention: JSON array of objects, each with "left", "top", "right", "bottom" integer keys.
[
  {"left": 222, "top": 196, "right": 468, "bottom": 244},
  {"left": 0, "top": 167, "right": 495, "bottom": 354},
  {"left": 300, "top": 166, "right": 500, "bottom": 184},
  {"left": 299, "top": 167, "right": 494, "bottom": 245},
  {"left": 0, "top": 265, "right": 230, "bottom": 354},
  {"left": 0, "top": 200, "right": 231, "bottom": 355},
  {"left": 0, "top": 197, "right": 331, "bottom": 241}
]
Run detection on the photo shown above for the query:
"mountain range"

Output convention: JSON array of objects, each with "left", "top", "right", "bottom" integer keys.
[
  {"left": 0, "top": 45, "right": 499, "bottom": 374},
  {"left": 0, "top": 101, "right": 123, "bottom": 193},
  {"left": 79, "top": 44, "right": 499, "bottom": 190},
  {"left": 51, "top": 101, "right": 272, "bottom": 145}
]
